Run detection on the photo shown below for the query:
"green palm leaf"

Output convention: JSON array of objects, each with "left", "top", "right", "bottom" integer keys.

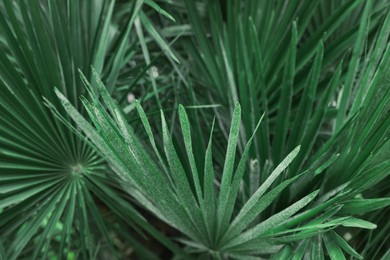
[
  {"left": 54, "top": 70, "right": 379, "bottom": 258},
  {"left": 0, "top": 0, "right": 179, "bottom": 258},
  {"left": 1, "top": 0, "right": 390, "bottom": 258}
]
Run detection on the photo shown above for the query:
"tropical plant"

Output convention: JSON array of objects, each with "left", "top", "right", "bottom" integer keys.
[
  {"left": 0, "top": 0, "right": 179, "bottom": 258},
  {"left": 1, "top": 0, "right": 390, "bottom": 259}
]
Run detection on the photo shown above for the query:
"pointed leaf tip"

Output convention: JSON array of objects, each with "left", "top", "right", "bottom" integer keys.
[
  {"left": 53, "top": 87, "right": 60, "bottom": 94},
  {"left": 293, "top": 145, "right": 301, "bottom": 154},
  {"left": 54, "top": 88, "right": 66, "bottom": 100},
  {"left": 178, "top": 104, "right": 185, "bottom": 111}
]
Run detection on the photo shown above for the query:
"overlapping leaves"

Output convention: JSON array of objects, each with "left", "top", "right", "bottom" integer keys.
[
  {"left": 55, "top": 70, "right": 383, "bottom": 258},
  {"left": 1, "top": 0, "right": 390, "bottom": 259},
  {"left": 0, "top": 0, "right": 179, "bottom": 258}
]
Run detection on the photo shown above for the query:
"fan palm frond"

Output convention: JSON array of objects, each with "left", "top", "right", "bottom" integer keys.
[
  {"left": 55, "top": 69, "right": 386, "bottom": 258},
  {"left": 0, "top": 0, "right": 179, "bottom": 258}
]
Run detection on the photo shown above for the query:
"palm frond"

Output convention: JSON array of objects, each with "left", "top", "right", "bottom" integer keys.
[
  {"left": 55, "top": 70, "right": 384, "bottom": 258},
  {"left": 0, "top": 0, "right": 177, "bottom": 258},
  {"left": 1, "top": 0, "right": 390, "bottom": 258}
]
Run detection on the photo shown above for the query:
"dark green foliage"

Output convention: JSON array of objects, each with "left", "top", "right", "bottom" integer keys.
[
  {"left": 1, "top": 0, "right": 390, "bottom": 259},
  {"left": 0, "top": 0, "right": 179, "bottom": 258}
]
